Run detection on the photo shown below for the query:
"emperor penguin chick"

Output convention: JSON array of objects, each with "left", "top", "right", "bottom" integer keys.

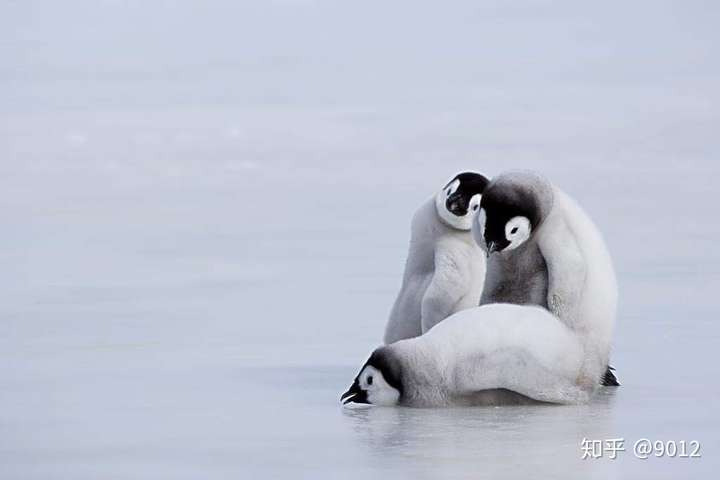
[
  {"left": 473, "top": 171, "right": 619, "bottom": 386},
  {"left": 383, "top": 172, "right": 489, "bottom": 344},
  {"left": 344, "top": 304, "right": 592, "bottom": 407}
]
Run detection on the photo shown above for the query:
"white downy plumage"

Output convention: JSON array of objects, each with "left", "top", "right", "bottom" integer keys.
[
  {"left": 343, "top": 303, "right": 590, "bottom": 407},
  {"left": 345, "top": 171, "right": 618, "bottom": 407}
]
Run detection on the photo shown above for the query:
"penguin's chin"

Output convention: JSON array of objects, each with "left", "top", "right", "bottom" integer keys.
[
  {"left": 367, "top": 388, "right": 401, "bottom": 406},
  {"left": 435, "top": 194, "right": 472, "bottom": 230}
]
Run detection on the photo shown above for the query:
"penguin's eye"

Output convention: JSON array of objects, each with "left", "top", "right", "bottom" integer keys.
[
  {"left": 473, "top": 205, "right": 479, "bottom": 211},
  {"left": 446, "top": 189, "right": 451, "bottom": 197},
  {"left": 510, "top": 227, "right": 518, "bottom": 234},
  {"left": 367, "top": 376, "right": 373, "bottom": 386}
]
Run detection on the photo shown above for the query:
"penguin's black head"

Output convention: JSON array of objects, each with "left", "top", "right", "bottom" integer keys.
[
  {"left": 476, "top": 177, "right": 544, "bottom": 255},
  {"left": 341, "top": 348, "right": 403, "bottom": 407},
  {"left": 435, "top": 172, "right": 490, "bottom": 230}
]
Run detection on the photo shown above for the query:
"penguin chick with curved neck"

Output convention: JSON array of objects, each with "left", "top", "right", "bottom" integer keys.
[
  {"left": 344, "top": 304, "right": 593, "bottom": 407},
  {"left": 384, "top": 172, "right": 489, "bottom": 344},
  {"left": 474, "top": 171, "right": 620, "bottom": 386}
]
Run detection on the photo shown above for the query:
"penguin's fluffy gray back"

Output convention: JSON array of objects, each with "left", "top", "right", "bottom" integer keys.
[
  {"left": 388, "top": 304, "right": 590, "bottom": 406},
  {"left": 542, "top": 187, "right": 618, "bottom": 378}
]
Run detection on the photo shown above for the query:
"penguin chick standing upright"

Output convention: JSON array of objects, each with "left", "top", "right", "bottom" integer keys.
[
  {"left": 383, "top": 172, "right": 489, "bottom": 344},
  {"left": 473, "top": 171, "right": 619, "bottom": 386}
]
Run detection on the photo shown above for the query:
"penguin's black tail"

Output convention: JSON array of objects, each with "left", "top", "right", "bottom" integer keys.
[{"left": 601, "top": 365, "right": 620, "bottom": 386}]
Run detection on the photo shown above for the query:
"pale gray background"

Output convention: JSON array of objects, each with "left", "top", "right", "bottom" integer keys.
[{"left": 1, "top": 1, "right": 719, "bottom": 478}]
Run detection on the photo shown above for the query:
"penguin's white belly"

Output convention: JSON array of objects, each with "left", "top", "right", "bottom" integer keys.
[
  {"left": 451, "top": 388, "right": 544, "bottom": 406},
  {"left": 451, "top": 283, "right": 483, "bottom": 313}
]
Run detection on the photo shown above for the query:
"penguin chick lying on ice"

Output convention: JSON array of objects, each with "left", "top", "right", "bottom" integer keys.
[{"left": 344, "top": 303, "right": 598, "bottom": 407}]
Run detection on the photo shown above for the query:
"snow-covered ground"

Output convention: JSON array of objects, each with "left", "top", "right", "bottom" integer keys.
[{"left": 2, "top": 1, "right": 719, "bottom": 478}]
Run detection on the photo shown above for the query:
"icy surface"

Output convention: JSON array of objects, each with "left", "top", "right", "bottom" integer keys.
[{"left": 1, "top": 1, "right": 719, "bottom": 478}]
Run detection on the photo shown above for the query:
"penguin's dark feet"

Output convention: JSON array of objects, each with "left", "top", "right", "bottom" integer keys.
[{"left": 601, "top": 365, "right": 620, "bottom": 386}]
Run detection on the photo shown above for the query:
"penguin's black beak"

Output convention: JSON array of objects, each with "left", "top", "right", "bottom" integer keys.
[
  {"left": 487, "top": 241, "right": 499, "bottom": 255},
  {"left": 341, "top": 379, "right": 369, "bottom": 405}
]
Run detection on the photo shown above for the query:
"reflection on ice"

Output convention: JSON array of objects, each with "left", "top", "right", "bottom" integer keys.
[{"left": 341, "top": 390, "right": 619, "bottom": 478}]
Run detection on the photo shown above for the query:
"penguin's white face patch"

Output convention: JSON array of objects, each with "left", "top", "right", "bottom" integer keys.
[
  {"left": 504, "top": 216, "right": 531, "bottom": 251},
  {"left": 360, "top": 366, "right": 400, "bottom": 406},
  {"left": 468, "top": 194, "right": 481, "bottom": 214},
  {"left": 445, "top": 179, "right": 460, "bottom": 197}
]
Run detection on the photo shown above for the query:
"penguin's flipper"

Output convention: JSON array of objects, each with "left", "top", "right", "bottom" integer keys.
[
  {"left": 601, "top": 365, "right": 620, "bottom": 386},
  {"left": 420, "top": 244, "right": 472, "bottom": 333}
]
